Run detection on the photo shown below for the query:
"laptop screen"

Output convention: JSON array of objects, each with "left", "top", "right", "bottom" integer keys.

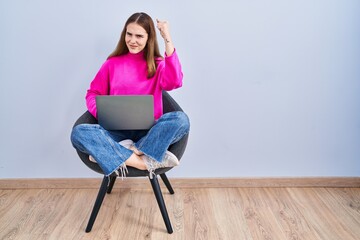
[{"left": 96, "top": 95, "right": 154, "bottom": 130}]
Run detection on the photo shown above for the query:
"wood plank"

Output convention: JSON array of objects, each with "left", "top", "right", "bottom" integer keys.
[
  {"left": 261, "top": 188, "right": 322, "bottom": 239},
  {"left": 208, "top": 188, "right": 253, "bottom": 239},
  {"left": 313, "top": 188, "right": 360, "bottom": 239},
  {"left": 287, "top": 188, "right": 360, "bottom": 240},
  {"left": 182, "top": 188, "right": 221, "bottom": 239},
  {"left": 1, "top": 177, "right": 359, "bottom": 189},
  {"left": 1, "top": 187, "right": 360, "bottom": 239},
  {"left": 235, "top": 188, "right": 288, "bottom": 239}
]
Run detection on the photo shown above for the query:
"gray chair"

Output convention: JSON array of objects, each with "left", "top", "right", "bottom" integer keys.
[{"left": 72, "top": 91, "right": 189, "bottom": 234}]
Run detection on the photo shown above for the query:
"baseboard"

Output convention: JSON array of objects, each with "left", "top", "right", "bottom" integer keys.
[{"left": 0, "top": 177, "right": 359, "bottom": 189}]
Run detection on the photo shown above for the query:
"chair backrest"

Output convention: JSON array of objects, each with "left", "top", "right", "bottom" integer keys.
[{"left": 72, "top": 91, "right": 189, "bottom": 175}]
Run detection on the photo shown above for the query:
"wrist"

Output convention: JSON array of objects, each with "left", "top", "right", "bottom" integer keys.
[
  {"left": 163, "top": 35, "right": 172, "bottom": 44},
  {"left": 165, "top": 46, "right": 175, "bottom": 56}
]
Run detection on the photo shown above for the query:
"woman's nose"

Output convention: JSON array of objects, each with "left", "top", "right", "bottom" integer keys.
[{"left": 129, "top": 36, "right": 136, "bottom": 43}]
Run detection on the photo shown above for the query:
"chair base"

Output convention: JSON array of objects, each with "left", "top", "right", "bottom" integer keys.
[{"left": 85, "top": 173, "right": 174, "bottom": 234}]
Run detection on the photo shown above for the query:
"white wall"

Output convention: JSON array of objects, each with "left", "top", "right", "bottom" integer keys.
[{"left": 0, "top": 0, "right": 359, "bottom": 178}]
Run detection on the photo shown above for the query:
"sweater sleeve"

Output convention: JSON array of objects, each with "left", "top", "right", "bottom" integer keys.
[
  {"left": 85, "top": 61, "right": 110, "bottom": 118},
  {"left": 157, "top": 49, "right": 183, "bottom": 91}
]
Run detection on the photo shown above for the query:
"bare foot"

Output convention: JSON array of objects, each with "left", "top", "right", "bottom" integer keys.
[
  {"left": 125, "top": 153, "right": 147, "bottom": 170},
  {"left": 130, "top": 146, "right": 143, "bottom": 155}
]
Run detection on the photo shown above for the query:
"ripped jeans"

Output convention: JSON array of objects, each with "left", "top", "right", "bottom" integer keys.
[{"left": 71, "top": 111, "right": 190, "bottom": 176}]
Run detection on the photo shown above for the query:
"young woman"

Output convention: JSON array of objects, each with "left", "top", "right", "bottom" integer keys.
[{"left": 71, "top": 12, "right": 190, "bottom": 178}]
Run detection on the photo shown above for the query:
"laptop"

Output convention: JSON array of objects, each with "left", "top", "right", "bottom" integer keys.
[{"left": 96, "top": 95, "right": 154, "bottom": 130}]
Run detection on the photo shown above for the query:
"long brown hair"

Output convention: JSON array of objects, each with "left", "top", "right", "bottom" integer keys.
[{"left": 108, "top": 12, "right": 162, "bottom": 78}]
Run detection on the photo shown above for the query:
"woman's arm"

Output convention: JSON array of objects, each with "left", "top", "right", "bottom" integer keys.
[
  {"left": 156, "top": 19, "right": 175, "bottom": 56},
  {"left": 156, "top": 19, "right": 183, "bottom": 90}
]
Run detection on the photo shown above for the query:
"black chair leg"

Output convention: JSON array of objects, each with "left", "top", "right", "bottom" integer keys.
[
  {"left": 107, "top": 176, "right": 117, "bottom": 194},
  {"left": 85, "top": 176, "right": 109, "bottom": 233},
  {"left": 160, "top": 173, "right": 174, "bottom": 194},
  {"left": 149, "top": 176, "right": 173, "bottom": 234}
]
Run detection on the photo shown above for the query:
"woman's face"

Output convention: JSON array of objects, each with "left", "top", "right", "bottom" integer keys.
[{"left": 125, "top": 22, "right": 149, "bottom": 54}]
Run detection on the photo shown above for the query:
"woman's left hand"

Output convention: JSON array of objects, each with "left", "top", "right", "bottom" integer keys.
[
  {"left": 156, "top": 19, "right": 171, "bottom": 42},
  {"left": 156, "top": 19, "right": 175, "bottom": 56}
]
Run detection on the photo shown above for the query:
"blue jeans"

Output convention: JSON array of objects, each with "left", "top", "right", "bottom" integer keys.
[{"left": 71, "top": 111, "right": 190, "bottom": 176}]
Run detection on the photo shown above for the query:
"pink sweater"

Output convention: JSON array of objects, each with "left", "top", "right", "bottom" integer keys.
[{"left": 86, "top": 50, "right": 183, "bottom": 120}]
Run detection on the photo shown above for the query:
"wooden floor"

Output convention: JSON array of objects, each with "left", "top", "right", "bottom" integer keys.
[{"left": 1, "top": 181, "right": 360, "bottom": 239}]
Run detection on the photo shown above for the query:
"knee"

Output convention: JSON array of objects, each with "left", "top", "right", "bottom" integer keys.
[
  {"left": 70, "top": 124, "right": 93, "bottom": 147},
  {"left": 158, "top": 111, "right": 190, "bottom": 132},
  {"left": 179, "top": 111, "right": 190, "bottom": 131},
  {"left": 170, "top": 111, "right": 190, "bottom": 133},
  {"left": 70, "top": 124, "right": 84, "bottom": 147}
]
